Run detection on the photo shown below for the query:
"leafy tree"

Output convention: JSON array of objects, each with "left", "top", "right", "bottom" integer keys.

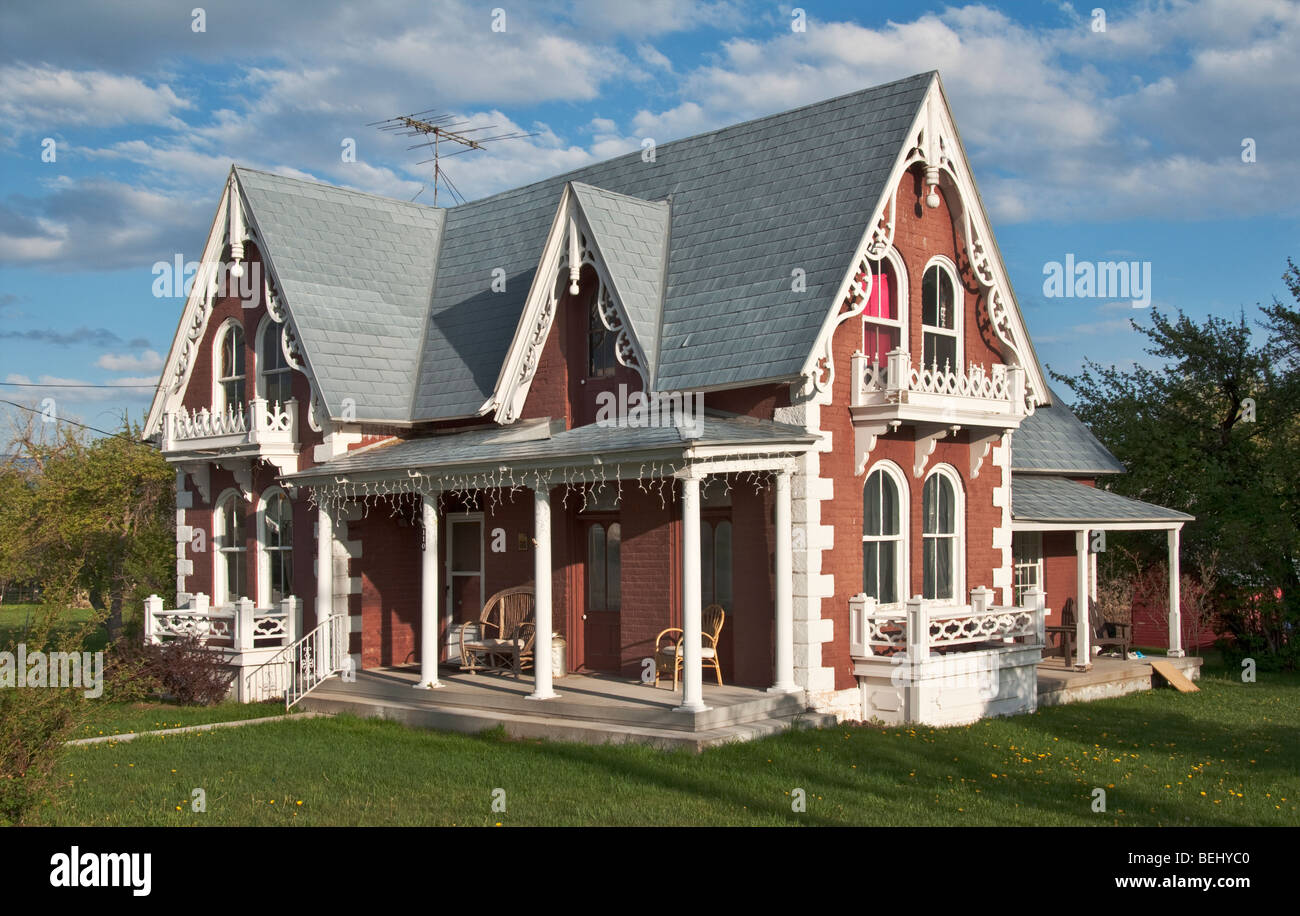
[{"left": 1053, "top": 261, "right": 1300, "bottom": 666}]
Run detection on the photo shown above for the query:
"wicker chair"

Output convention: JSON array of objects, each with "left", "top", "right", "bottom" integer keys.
[
  {"left": 653, "top": 604, "right": 726, "bottom": 689},
  {"left": 460, "top": 585, "right": 536, "bottom": 678}
]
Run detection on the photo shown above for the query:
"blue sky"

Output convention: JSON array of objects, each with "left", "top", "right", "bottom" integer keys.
[{"left": 1, "top": 0, "right": 1297, "bottom": 433}]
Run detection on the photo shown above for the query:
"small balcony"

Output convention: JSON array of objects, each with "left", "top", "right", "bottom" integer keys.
[
  {"left": 160, "top": 398, "right": 298, "bottom": 457},
  {"left": 849, "top": 348, "right": 1026, "bottom": 428}
]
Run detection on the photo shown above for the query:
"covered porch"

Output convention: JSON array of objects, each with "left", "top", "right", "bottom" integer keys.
[{"left": 285, "top": 413, "right": 820, "bottom": 714}]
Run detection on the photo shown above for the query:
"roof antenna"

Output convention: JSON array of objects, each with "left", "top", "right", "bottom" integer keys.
[{"left": 369, "top": 110, "right": 535, "bottom": 206}]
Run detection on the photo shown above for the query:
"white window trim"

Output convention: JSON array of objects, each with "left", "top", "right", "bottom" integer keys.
[
  {"left": 862, "top": 459, "right": 909, "bottom": 609},
  {"left": 1013, "top": 530, "right": 1044, "bottom": 607},
  {"left": 921, "top": 463, "right": 965, "bottom": 604},
  {"left": 212, "top": 317, "right": 246, "bottom": 414},
  {"left": 255, "top": 314, "right": 293, "bottom": 406},
  {"left": 213, "top": 487, "right": 248, "bottom": 607},
  {"left": 256, "top": 485, "right": 293, "bottom": 608},
  {"left": 920, "top": 255, "right": 963, "bottom": 372},
  {"left": 862, "top": 247, "right": 908, "bottom": 360}
]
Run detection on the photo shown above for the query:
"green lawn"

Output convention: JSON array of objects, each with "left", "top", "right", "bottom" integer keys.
[
  {"left": 73, "top": 699, "right": 288, "bottom": 740},
  {"left": 0, "top": 603, "right": 106, "bottom": 650},
  {"left": 37, "top": 662, "right": 1298, "bottom": 826}
]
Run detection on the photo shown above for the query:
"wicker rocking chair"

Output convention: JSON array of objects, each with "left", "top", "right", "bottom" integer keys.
[
  {"left": 460, "top": 585, "right": 536, "bottom": 678},
  {"left": 653, "top": 604, "right": 726, "bottom": 689}
]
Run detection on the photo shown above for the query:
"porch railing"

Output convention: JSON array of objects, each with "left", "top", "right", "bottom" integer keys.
[
  {"left": 849, "top": 587, "right": 1045, "bottom": 659},
  {"left": 243, "top": 613, "right": 348, "bottom": 709},
  {"left": 144, "top": 593, "right": 299, "bottom": 650}
]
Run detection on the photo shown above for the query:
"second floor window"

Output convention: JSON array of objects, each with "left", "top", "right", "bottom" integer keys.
[
  {"left": 259, "top": 321, "right": 292, "bottom": 407},
  {"left": 921, "top": 262, "right": 959, "bottom": 372},
  {"left": 588, "top": 287, "right": 617, "bottom": 378},
  {"left": 862, "top": 261, "right": 901, "bottom": 366},
  {"left": 218, "top": 323, "right": 246, "bottom": 413}
]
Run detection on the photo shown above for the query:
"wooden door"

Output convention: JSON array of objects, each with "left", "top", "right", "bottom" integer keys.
[{"left": 581, "top": 518, "right": 621, "bottom": 672}]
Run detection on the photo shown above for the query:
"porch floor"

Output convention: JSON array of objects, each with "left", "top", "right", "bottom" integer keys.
[
  {"left": 301, "top": 665, "right": 833, "bottom": 751},
  {"left": 1036, "top": 653, "right": 1203, "bottom": 707}
]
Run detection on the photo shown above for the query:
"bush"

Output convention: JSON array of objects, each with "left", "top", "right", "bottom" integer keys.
[
  {"left": 104, "top": 635, "right": 235, "bottom": 706},
  {"left": 1215, "top": 592, "right": 1299, "bottom": 672}
]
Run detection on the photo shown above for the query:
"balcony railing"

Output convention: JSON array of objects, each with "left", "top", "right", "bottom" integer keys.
[
  {"left": 160, "top": 398, "right": 297, "bottom": 453},
  {"left": 850, "top": 348, "right": 1025, "bottom": 419},
  {"left": 848, "top": 587, "right": 1045, "bottom": 660}
]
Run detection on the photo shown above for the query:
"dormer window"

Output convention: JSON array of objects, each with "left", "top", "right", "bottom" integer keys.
[
  {"left": 921, "top": 260, "right": 960, "bottom": 372},
  {"left": 588, "top": 287, "right": 617, "bottom": 378},
  {"left": 258, "top": 319, "right": 292, "bottom": 407},
  {"left": 217, "top": 322, "right": 246, "bottom": 413}
]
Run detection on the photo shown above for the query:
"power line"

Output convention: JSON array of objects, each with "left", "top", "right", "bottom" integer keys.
[
  {"left": 0, "top": 381, "right": 157, "bottom": 389},
  {"left": 0, "top": 398, "right": 152, "bottom": 447}
]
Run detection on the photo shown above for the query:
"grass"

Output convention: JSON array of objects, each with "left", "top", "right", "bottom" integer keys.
[
  {"left": 0, "top": 603, "right": 106, "bottom": 650},
  {"left": 37, "top": 661, "right": 1299, "bottom": 826},
  {"left": 72, "top": 699, "right": 288, "bottom": 740}
]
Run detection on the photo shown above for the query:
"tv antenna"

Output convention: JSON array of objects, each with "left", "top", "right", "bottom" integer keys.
[{"left": 370, "top": 110, "right": 535, "bottom": 206}]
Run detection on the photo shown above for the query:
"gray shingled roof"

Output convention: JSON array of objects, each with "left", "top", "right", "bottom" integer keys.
[
  {"left": 571, "top": 182, "right": 669, "bottom": 382},
  {"left": 1012, "top": 476, "right": 1191, "bottom": 524},
  {"left": 288, "top": 412, "right": 817, "bottom": 481},
  {"left": 1011, "top": 387, "right": 1127, "bottom": 474},
  {"left": 235, "top": 168, "right": 444, "bottom": 423},
  {"left": 237, "top": 72, "right": 936, "bottom": 423}
]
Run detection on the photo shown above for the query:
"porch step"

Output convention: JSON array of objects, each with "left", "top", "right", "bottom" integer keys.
[
  {"left": 308, "top": 672, "right": 808, "bottom": 732},
  {"left": 300, "top": 690, "right": 836, "bottom": 752}
]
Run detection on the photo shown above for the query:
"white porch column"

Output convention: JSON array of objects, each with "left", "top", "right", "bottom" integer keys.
[
  {"left": 1167, "top": 527, "right": 1184, "bottom": 657},
  {"left": 676, "top": 472, "right": 708, "bottom": 712},
  {"left": 416, "top": 494, "right": 442, "bottom": 688},
  {"left": 315, "top": 503, "right": 334, "bottom": 665},
  {"left": 770, "top": 469, "right": 798, "bottom": 693},
  {"left": 1075, "top": 529, "right": 1091, "bottom": 667},
  {"left": 529, "top": 484, "right": 556, "bottom": 700}
]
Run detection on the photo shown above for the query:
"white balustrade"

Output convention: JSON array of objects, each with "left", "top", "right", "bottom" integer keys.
[
  {"left": 849, "top": 587, "right": 1044, "bottom": 659},
  {"left": 162, "top": 398, "right": 297, "bottom": 451},
  {"left": 851, "top": 348, "right": 1025, "bottom": 414}
]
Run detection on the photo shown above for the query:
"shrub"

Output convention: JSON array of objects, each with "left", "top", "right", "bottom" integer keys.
[{"left": 103, "top": 635, "right": 234, "bottom": 706}]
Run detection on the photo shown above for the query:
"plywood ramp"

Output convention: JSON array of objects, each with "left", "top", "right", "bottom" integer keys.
[{"left": 1150, "top": 658, "right": 1200, "bottom": 693}]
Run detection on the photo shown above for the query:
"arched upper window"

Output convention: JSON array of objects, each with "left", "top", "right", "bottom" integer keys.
[
  {"left": 701, "top": 519, "right": 733, "bottom": 610},
  {"left": 862, "top": 254, "right": 904, "bottom": 366},
  {"left": 862, "top": 463, "right": 906, "bottom": 604},
  {"left": 258, "top": 488, "right": 293, "bottom": 606},
  {"left": 216, "top": 321, "right": 246, "bottom": 413},
  {"left": 214, "top": 489, "right": 248, "bottom": 605},
  {"left": 587, "top": 521, "right": 621, "bottom": 611},
  {"left": 258, "top": 318, "right": 292, "bottom": 408},
  {"left": 922, "top": 466, "right": 963, "bottom": 602},
  {"left": 921, "top": 258, "right": 961, "bottom": 372}
]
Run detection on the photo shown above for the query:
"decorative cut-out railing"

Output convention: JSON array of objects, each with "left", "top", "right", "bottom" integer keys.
[
  {"left": 243, "top": 613, "right": 349, "bottom": 708},
  {"left": 144, "top": 593, "right": 299, "bottom": 651},
  {"left": 161, "top": 398, "right": 297, "bottom": 452},
  {"left": 851, "top": 348, "right": 1025, "bottom": 415},
  {"left": 849, "top": 587, "right": 1045, "bottom": 659}
]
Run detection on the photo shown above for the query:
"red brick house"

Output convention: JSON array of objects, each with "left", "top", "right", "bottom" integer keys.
[{"left": 143, "top": 71, "right": 1192, "bottom": 727}]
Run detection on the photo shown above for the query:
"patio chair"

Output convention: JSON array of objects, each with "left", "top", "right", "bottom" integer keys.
[
  {"left": 653, "top": 604, "right": 726, "bottom": 689},
  {"left": 1045, "top": 597, "right": 1076, "bottom": 665},
  {"left": 460, "top": 585, "right": 536, "bottom": 678},
  {"left": 1088, "top": 597, "right": 1133, "bottom": 659}
]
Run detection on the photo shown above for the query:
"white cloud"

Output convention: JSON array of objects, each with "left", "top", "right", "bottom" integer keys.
[
  {"left": 0, "top": 64, "right": 190, "bottom": 130},
  {"left": 96, "top": 350, "right": 164, "bottom": 372}
]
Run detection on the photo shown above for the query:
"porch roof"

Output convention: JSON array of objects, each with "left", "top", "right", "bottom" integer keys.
[
  {"left": 285, "top": 412, "right": 818, "bottom": 483},
  {"left": 1011, "top": 475, "right": 1192, "bottom": 527}
]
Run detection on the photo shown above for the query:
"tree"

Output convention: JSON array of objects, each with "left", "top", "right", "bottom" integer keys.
[{"left": 1053, "top": 260, "right": 1300, "bottom": 666}]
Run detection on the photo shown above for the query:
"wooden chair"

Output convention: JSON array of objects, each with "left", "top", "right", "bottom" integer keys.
[
  {"left": 460, "top": 585, "right": 536, "bottom": 678},
  {"left": 1044, "top": 597, "right": 1076, "bottom": 665},
  {"left": 1089, "top": 597, "right": 1133, "bottom": 659},
  {"left": 653, "top": 604, "right": 726, "bottom": 689}
]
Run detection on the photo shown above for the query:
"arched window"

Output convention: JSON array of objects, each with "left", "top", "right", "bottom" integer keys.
[
  {"left": 922, "top": 467, "right": 963, "bottom": 601},
  {"left": 588, "top": 284, "right": 618, "bottom": 378},
  {"left": 862, "top": 463, "right": 906, "bottom": 604},
  {"left": 258, "top": 319, "right": 292, "bottom": 407},
  {"left": 216, "top": 322, "right": 246, "bottom": 413},
  {"left": 587, "top": 521, "right": 621, "bottom": 611},
  {"left": 862, "top": 256, "right": 903, "bottom": 366},
  {"left": 214, "top": 490, "right": 248, "bottom": 605},
  {"left": 921, "top": 259, "right": 960, "bottom": 372},
  {"left": 259, "top": 488, "right": 293, "bottom": 606}
]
